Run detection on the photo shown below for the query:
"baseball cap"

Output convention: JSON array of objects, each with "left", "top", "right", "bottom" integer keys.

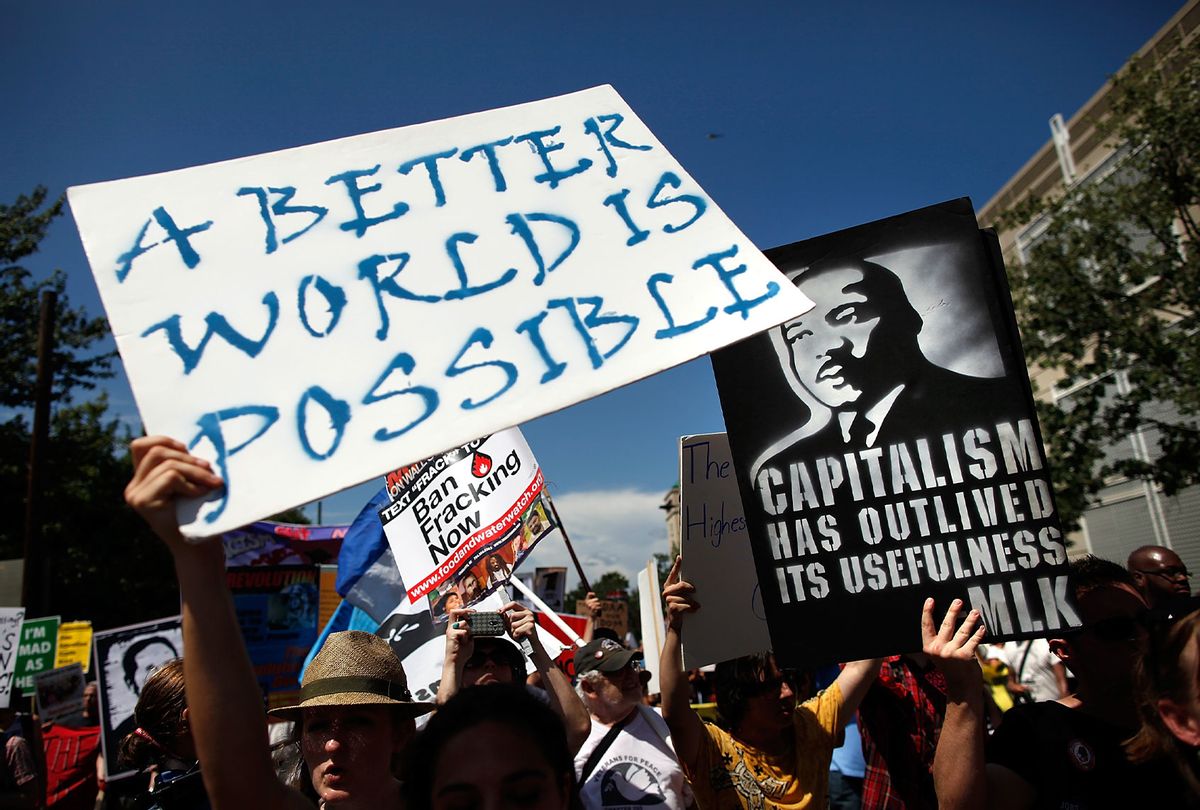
[{"left": 574, "top": 637, "right": 638, "bottom": 676}]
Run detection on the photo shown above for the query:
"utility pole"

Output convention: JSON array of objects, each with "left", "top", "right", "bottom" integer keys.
[{"left": 22, "top": 291, "right": 56, "bottom": 616}]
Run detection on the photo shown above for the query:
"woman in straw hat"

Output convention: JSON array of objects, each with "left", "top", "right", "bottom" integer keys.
[{"left": 125, "top": 435, "right": 433, "bottom": 809}]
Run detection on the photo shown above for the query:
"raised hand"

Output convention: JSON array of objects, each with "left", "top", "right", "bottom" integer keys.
[
  {"left": 125, "top": 435, "right": 223, "bottom": 550},
  {"left": 444, "top": 608, "right": 475, "bottom": 664},
  {"left": 662, "top": 556, "right": 699, "bottom": 631},
  {"left": 921, "top": 597, "right": 986, "bottom": 699}
]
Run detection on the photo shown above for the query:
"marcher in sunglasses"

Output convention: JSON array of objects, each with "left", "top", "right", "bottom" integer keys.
[{"left": 1128, "top": 545, "right": 1193, "bottom": 610}]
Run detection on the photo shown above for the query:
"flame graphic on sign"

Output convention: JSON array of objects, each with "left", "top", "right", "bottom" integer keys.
[{"left": 471, "top": 451, "right": 493, "bottom": 478}]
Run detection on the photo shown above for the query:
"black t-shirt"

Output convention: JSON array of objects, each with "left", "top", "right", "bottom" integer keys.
[{"left": 987, "top": 701, "right": 1194, "bottom": 809}]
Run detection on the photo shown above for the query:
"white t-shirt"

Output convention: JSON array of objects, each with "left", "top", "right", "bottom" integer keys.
[
  {"left": 1010, "top": 638, "right": 1062, "bottom": 703},
  {"left": 574, "top": 706, "right": 693, "bottom": 810}
]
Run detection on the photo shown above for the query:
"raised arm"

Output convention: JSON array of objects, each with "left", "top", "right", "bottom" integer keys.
[
  {"left": 832, "top": 657, "right": 883, "bottom": 729},
  {"left": 659, "top": 557, "right": 706, "bottom": 770},
  {"left": 124, "top": 436, "right": 309, "bottom": 810},
  {"left": 503, "top": 602, "right": 592, "bottom": 754},
  {"left": 922, "top": 597, "right": 989, "bottom": 810},
  {"left": 435, "top": 609, "right": 474, "bottom": 705}
]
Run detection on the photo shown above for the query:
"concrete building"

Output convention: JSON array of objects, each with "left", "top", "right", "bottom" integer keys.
[{"left": 977, "top": 0, "right": 1200, "bottom": 573}]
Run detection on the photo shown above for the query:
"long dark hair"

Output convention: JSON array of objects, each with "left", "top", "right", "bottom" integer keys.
[
  {"left": 401, "top": 684, "right": 579, "bottom": 810},
  {"left": 117, "top": 658, "right": 187, "bottom": 770}
]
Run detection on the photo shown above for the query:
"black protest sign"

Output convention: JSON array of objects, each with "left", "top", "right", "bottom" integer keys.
[{"left": 711, "top": 198, "right": 1078, "bottom": 667}]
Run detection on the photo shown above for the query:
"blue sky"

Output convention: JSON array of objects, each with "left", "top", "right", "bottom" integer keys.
[{"left": 2, "top": 1, "right": 1184, "bottom": 591}]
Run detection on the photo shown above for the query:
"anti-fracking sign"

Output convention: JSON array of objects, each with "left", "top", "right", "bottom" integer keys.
[
  {"left": 68, "top": 85, "right": 811, "bottom": 537},
  {"left": 380, "top": 428, "right": 554, "bottom": 615},
  {"left": 711, "top": 198, "right": 1078, "bottom": 666}
]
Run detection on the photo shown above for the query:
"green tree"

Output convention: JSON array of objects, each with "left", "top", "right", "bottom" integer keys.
[
  {"left": 0, "top": 187, "right": 180, "bottom": 629},
  {"left": 1002, "top": 37, "right": 1200, "bottom": 528}
]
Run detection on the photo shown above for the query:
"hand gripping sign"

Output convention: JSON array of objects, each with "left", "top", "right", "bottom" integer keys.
[{"left": 69, "top": 85, "right": 812, "bottom": 536}]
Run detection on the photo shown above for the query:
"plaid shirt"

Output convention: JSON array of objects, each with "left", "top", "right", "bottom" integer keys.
[{"left": 857, "top": 656, "right": 947, "bottom": 810}]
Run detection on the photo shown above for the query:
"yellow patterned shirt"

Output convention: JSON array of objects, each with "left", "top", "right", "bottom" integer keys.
[{"left": 683, "top": 683, "right": 843, "bottom": 810}]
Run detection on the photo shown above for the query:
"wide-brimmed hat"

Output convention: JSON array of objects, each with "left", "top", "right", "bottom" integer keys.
[{"left": 269, "top": 631, "right": 434, "bottom": 720}]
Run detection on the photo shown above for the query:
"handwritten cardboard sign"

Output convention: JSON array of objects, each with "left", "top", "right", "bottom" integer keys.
[
  {"left": 69, "top": 85, "right": 811, "bottom": 536},
  {"left": 679, "top": 434, "right": 770, "bottom": 668}
]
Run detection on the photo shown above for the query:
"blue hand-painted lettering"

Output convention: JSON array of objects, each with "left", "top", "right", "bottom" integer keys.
[
  {"left": 460, "top": 136, "right": 515, "bottom": 192},
  {"left": 236, "top": 186, "right": 327, "bottom": 254},
  {"left": 513, "top": 127, "right": 592, "bottom": 188},
  {"left": 506, "top": 212, "right": 581, "bottom": 286},
  {"left": 296, "top": 386, "right": 351, "bottom": 460},
  {"left": 398, "top": 148, "right": 459, "bottom": 207},
  {"left": 693, "top": 245, "right": 779, "bottom": 319},
  {"left": 515, "top": 311, "right": 566, "bottom": 384},
  {"left": 142, "top": 292, "right": 280, "bottom": 374},
  {"left": 357, "top": 253, "right": 441, "bottom": 340},
  {"left": 297, "top": 275, "right": 347, "bottom": 338},
  {"left": 115, "top": 207, "right": 213, "bottom": 282},
  {"left": 362, "top": 352, "right": 439, "bottom": 441},
  {"left": 602, "top": 189, "right": 650, "bottom": 247},
  {"left": 445, "top": 328, "right": 518, "bottom": 409},
  {"left": 188, "top": 405, "right": 280, "bottom": 523},
  {"left": 546, "top": 296, "right": 639, "bottom": 369},
  {"left": 442, "top": 232, "right": 517, "bottom": 300},
  {"left": 326, "top": 165, "right": 409, "bottom": 238},
  {"left": 647, "top": 272, "right": 717, "bottom": 339},
  {"left": 582, "top": 113, "right": 651, "bottom": 178},
  {"left": 647, "top": 171, "right": 706, "bottom": 233}
]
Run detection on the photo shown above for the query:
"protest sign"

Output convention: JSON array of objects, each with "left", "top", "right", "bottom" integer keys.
[
  {"left": 0, "top": 608, "right": 25, "bottom": 708},
  {"left": 55, "top": 621, "right": 93, "bottom": 672},
  {"left": 68, "top": 85, "right": 812, "bottom": 537},
  {"left": 679, "top": 434, "right": 770, "bottom": 668},
  {"left": 380, "top": 428, "right": 556, "bottom": 617},
  {"left": 14, "top": 615, "right": 60, "bottom": 695},
  {"left": 228, "top": 565, "right": 320, "bottom": 709},
  {"left": 221, "top": 521, "right": 347, "bottom": 566},
  {"left": 35, "top": 663, "right": 86, "bottom": 725},
  {"left": 94, "top": 616, "right": 183, "bottom": 779},
  {"left": 711, "top": 198, "right": 1076, "bottom": 666},
  {"left": 576, "top": 598, "right": 630, "bottom": 638},
  {"left": 533, "top": 566, "right": 568, "bottom": 613},
  {"left": 637, "top": 561, "right": 664, "bottom": 694}
]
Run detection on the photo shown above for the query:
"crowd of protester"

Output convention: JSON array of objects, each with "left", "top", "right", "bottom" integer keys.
[{"left": 3, "top": 435, "right": 1197, "bottom": 809}]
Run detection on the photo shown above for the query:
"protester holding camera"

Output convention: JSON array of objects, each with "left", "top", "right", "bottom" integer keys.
[
  {"left": 437, "top": 602, "right": 591, "bottom": 754},
  {"left": 659, "top": 557, "right": 881, "bottom": 809}
]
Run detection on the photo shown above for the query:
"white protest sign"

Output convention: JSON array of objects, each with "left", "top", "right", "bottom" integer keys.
[
  {"left": 679, "top": 434, "right": 770, "bottom": 668},
  {"left": 637, "top": 560, "right": 664, "bottom": 695},
  {"left": 381, "top": 428, "right": 547, "bottom": 607},
  {"left": 0, "top": 608, "right": 26, "bottom": 708},
  {"left": 69, "top": 85, "right": 812, "bottom": 536}
]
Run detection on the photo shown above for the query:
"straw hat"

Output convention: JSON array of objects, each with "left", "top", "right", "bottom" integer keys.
[{"left": 269, "top": 631, "right": 434, "bottom": 720}]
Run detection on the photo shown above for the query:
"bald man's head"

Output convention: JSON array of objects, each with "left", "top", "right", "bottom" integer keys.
[{"left": 1127, "top": 545, "right": 1191, "bottom": 608}]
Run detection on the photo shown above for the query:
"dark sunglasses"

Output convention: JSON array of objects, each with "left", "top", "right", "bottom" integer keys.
[
  {"left": 464, "top": 650, "right": 511, "bottom": 669},
  {"left": 1073, "top": 612, "right": 1148, "bottom": 642},
  {"left": 1135, "top": 566, "right": 1192, "bottom": 581}
]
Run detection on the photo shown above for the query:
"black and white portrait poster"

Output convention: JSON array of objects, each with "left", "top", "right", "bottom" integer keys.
[
  {"left": 711, "top": 199, "right": 1079, "bottom": 667},
  {"left": 93, "top": 616, "right": 183, "bottom": 780}
]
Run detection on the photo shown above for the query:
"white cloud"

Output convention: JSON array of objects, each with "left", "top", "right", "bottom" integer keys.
[{"left": 522, "top": 488, "right": 671, "bottom": 595}]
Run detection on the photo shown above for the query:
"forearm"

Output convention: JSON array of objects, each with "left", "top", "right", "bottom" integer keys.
[
  {"left": 833, "top": 658, "right": 882, "bottom": 726},
  {"left": 533, "top": 649, "right": 591, "bottom": 753},
  {"left": 932, "top": 680, "right": 987, "bottom": 810},
  {"left": 174, "top": 544, "right": 282, "bottom": 809},
  {"left": 436, "top": 656, "right": 463, "bottom": 705}
]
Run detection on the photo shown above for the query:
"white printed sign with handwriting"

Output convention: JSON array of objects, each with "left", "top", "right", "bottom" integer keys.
[
  {"left": 678, "top": 433, "right": 770, "bottom": 668},
  {"left": 69, "top": 85, "right": 812, "bottom": 536},
  {"left": 0, "top": 608, "right": 26, "bottom": 709}
]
